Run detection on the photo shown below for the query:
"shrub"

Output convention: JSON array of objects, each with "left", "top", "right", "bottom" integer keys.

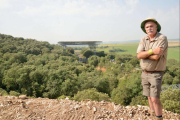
[
  {"left": 162, "top": 73, "right": 173, "bottom": 85},
  {"left": 172, "top": 76, "right": 180, "bottom": 84},
  {"left": 111, "top": 86, "right": 132, "bottom": 106},
  {"left": 0, "top": 88, "right": 8, "bottom": 96},
  {"left": 130, "top": 95, "right": 148, "bottom": 106},
  {"left": 9, "top": 91, "right": 20, "bottom": 96},
  {"left": 160, "top": 88, "right": 180, "bottom": 114},
  {"left": 57, "top": 95, "right": 73, "bottom": 100},
  {"left": 73, "top": 88, "right": 109, "bottom": 102}
]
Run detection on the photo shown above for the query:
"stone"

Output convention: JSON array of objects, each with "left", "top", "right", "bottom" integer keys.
[
  {"left": 74, "top": 105, "right": 80, "bottom": 110},
  {"left": 93, "top": 107, "right": 97, "bottom": 114},
  {"left": 65, "top": 97, "right": 69, "bottom": 100},
  {"left": 19, "top": 95, "right": 27, "bottom": 100},
  {"left": 26, "top": 101, "right": 32, "bottom": 105},
  {"left": 137, "top": 105, "right": 142, "bottom": 108}
]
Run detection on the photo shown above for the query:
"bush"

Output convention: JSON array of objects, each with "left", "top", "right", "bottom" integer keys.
[
  {"left": 160, "top": 88, "right": 180, "bottom": 114},
  {"left": 73, "top": 88, "right": 109, "bottom": 102},
  {"left": 111, "top": 86, "right": 132, "bottom": 106},
  {"left": 9, "top": 91, "right": 20, "bottom": 96},
  {"left": 162, "top": 100, "right": 180, "bottom": 114},
  {"left": 88, "top": 56, "right": 100, "bottom": 67},
  {"left": 172, "top": 76, "right": 180, "bottom": 84},
  {"left": 57, "top": 95, "right": 73, "bottom": 100},
  {"left": 130, "top": 95, "right": 148, "bottom": 106},
  {"left": 83, "top": 50, "right": 94, "bottom": 58},
  {"left": 0, "top": 88, "right": 8, "bottom": 96},
  {"left": 162, "top": 73, "right": 173, "bottom": 85}
]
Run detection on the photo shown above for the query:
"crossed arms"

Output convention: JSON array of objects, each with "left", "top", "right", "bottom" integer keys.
[{"left": 137, "top": 47, "right": 164, "bottom": 60}]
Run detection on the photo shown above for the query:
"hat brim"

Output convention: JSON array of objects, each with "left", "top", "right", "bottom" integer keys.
[{"left": 141, "top": 19, "right": 161, "bottom": 34}]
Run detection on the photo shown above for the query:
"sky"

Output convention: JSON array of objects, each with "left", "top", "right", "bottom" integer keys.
[{"left": 0, "top": 0, "right": 179, "bottom": 44}]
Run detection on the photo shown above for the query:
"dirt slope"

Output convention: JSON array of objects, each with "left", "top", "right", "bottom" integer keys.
[{"left": 0, "top": 95, "right": 179, "bottom": 120}]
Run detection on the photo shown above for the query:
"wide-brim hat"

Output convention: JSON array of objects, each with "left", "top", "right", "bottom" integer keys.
[{"left": 141, "top": 18, "right": 161, "bottom": 34}]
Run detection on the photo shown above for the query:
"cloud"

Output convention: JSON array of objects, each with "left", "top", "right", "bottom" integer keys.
[
  {"left": 148, "top": 5, "right": 179, "bottom": 23},
  {"left": 0, "top": 0, "right": 11, "bottom": 9},
  {"left": 49, "top": 0, "right": 139, "bottom": 18},
  {"left": 50, "top": 1, "right": 87, "bottom": 15},
  {"left": 147, "top": 5, "right": 179, "bottom": 38},
  {"left": 14, "top": 0, "right": 139, "bottom": 18},
  {"left": 124, "top": 0, "right": 139, "bottom": 13}
]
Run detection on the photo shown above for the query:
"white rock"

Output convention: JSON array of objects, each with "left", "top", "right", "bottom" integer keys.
[
  {"left": 65, "top": 97, "right": 69, "bottom": 100},
  {"left": 1, "top": 103, "right": 3, "bottom": 107},
  {"left": 74, "top": 105, "right": 79, "bottom": 110},
  {"left": 125, "top": 106, "right": 131, "bottom": 109},
  {"left": 26, "top": 101, "right": 32, "bottom": 105},
  {"left": 93, "top": 107, "right": 97, "bottom": 114},
  {"left": 19, "top": 95, "right": 27, "bottom": 100},
  {"left": 137, "top": 105, "right": 142, "bottom": 108}
]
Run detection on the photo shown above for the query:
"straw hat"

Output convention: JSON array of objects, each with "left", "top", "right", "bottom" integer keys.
[{"left": 141, "top": 18, "right": 161, "bottom": 34}]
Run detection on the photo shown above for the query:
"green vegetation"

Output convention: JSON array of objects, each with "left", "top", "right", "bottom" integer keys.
[
  {"left": 0, "top": 33, "right": 179, "bottom": 114},
  {"left": 96, "top": 42, "right": 179, "bottom": 61},
  {"left": 74, "top": 88, "right": 109, "bottom": 102},
  {"left": 160, "top": 88, "right": 180, "bottom": 114}
]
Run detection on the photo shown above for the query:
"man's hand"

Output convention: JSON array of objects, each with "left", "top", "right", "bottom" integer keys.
[{"left": 153, "top": 46, "right": 164, "bottom": 55}]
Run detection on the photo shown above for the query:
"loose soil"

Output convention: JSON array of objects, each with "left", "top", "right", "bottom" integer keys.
[{"left": 0, "top": 95, "right": 180, "bottom": 120}]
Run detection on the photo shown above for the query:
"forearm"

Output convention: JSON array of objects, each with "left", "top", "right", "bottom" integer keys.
[
  {"left": 137, "top": 50, "right": 151, "bottom": 59},
  {"left": 147, "top": 54, "right": 160, "bottom": 60}
]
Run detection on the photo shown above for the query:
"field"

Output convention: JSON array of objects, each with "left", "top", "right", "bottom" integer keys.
[{"left": 96, "top": 41, "right": 179, "bottom": 60}]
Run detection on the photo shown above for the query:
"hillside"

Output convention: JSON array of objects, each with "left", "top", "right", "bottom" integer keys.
[
  {"left": 0, "top": 95, "right": 180, "bottom": 120},
  {"left": 0, "top": 33, "right": 180, "bottom": 117}
]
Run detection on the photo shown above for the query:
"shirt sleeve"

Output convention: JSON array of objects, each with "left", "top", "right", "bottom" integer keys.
[
  {"left": 137, "top": 38, "right": 145, "bottom": 53},
  {"left": 157, "top": 35, "right": 168, "bottom": 50},
  {"left": 156, "top": 35, "right": 168, "bottom": 58}
]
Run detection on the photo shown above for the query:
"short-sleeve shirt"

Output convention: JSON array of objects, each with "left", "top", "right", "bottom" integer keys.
[{"left": 137, "top": 32, "right": 168, "bottom": 71}]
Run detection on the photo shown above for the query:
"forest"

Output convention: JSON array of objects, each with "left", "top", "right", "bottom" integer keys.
[{"left": 0, "top": 33, "right": 179, "bottom": 114}]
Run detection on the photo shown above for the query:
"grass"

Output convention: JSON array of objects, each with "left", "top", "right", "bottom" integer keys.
[
  {"left": 96, "top": 41, "right": 179, "bottom": 61},
  {"left": 73, "top": 41, "right": 179, "bottom": 61}
]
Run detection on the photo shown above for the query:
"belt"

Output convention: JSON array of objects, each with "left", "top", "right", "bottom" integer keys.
[{"left": 143, "top": 70, "right": 163, "bottom": 74}]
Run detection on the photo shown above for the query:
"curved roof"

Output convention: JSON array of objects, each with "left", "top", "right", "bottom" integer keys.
[{"left": 58, "top": 41, "right": 102, "bottom": 45}]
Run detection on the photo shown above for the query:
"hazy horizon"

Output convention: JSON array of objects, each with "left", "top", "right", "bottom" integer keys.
[{"left": 0, "top": 0, "right": 179, "bottom": 44}]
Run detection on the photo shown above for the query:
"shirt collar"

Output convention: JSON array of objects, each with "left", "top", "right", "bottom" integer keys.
[{"left": 145, "top": 32, "right": 160, "bottom": 41}]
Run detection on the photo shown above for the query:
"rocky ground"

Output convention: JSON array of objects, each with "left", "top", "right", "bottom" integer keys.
[{"left": 0, "top": 95, "right": 179, "bottom": 120}]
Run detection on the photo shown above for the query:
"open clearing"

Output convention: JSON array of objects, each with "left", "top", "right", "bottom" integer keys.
[{"left": 96, "top": 41, "right": 179, "bottom": 60}]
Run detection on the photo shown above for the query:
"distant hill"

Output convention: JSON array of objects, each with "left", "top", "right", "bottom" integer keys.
[{"left": 0, "top": 33, "right": 63, "bottom": 55}]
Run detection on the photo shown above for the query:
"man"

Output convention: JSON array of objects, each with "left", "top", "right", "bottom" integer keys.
[{"left": 137, "top": 18, "right": 168, "bottom": 120}]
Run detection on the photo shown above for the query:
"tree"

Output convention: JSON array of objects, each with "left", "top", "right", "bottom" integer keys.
[
  {"left": 66, "top": 47, "right": 74, "bottom": 54},
  {"left": 83, "top": 50, "right": 94, "bottom": 58},
  {"left": 111, "top": 86, "right": 132, "bottom": 105},
  {"left": 172, "top": 76, "right": 180, "bottom": 84},
  {"left": 160, "top": 88, "right": 180, "bottom": 114},
  {"left": 96, "top": 51, "right": 106, "bottom": 57},
  {"left": 162, "top": 73, "right": 173, "bottom": 85},
  {"left": 94, "top": 77, "right": 109, "bottom": 94},
  {"left": 88, "top": 56, "right": 99, "bottom": 67},
  {"left": 128, "top": 58, "right": 140, "bottom": 67},
  {"left": 61, "top": 79, "right": 78, "bottom": 97},
  {"left": 3, "top": 66, "right": 21, "bottom": 91}
]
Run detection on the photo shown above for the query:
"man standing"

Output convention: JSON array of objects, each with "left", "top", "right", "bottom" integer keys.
[{"left": 137, "top": 18, "right": 168, "bottom": 120}]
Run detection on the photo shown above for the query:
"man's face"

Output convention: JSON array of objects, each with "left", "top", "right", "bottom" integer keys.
[{"left": 144, "top": 21, "right": 157, "bottom": 36}]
